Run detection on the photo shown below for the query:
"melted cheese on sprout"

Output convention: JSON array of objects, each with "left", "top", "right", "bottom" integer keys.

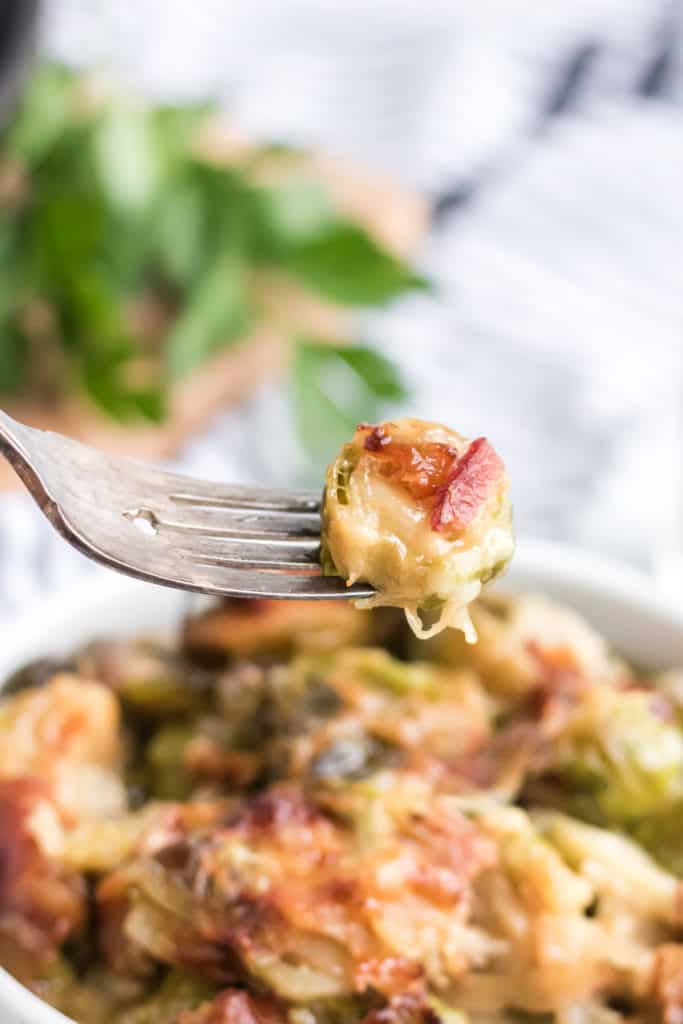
[{"left": 322, "top": 419, "right": 514, "bottom": 640}]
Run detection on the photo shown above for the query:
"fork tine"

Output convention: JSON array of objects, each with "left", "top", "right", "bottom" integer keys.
[
  {"left": 145, "top": 504, "right": 321, "bottom": 538},
  {"left": 175, "top": 533, "right": 320, "bottom": 568},
  {"left": 166, "top": 485, "right": 320, "bottom": 513},
  {"left": 168, "top": 566, "right": 374, "bottom": 600},
  {"left": 0, "top": 410, "right": 376, "bottom": 601}
]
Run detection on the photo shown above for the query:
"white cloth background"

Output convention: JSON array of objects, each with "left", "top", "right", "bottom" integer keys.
[{"left": 1, "top": 0, "right": 682, "bottom": 615}]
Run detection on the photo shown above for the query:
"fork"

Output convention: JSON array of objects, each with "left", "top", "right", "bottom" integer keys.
[{"left": 0, "top": 411, "right": 374, "bottom": 600}]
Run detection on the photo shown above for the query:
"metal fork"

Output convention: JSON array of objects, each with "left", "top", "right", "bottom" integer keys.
[{"left": 0, "top": 411, "right": 374, "bottom": 600}]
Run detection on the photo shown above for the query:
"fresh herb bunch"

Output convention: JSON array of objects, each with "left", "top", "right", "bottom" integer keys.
[{"left": 0, "top": 63, "right": 425, "bottom": 454}]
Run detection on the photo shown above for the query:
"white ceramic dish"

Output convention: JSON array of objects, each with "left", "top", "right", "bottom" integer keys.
[{"left": 2, "top": 538, "right": 683, "bottom": 1024}]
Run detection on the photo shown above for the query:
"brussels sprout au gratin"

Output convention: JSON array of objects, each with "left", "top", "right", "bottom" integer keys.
[
  {"left": 4, "top": 594, "right": 683, "bottom": 1024},
  {"left": 321, "top": 420, "right": 514, "bottom": 639}
]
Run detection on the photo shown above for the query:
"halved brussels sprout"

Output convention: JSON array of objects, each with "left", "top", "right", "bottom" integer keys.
[
  {"left": 321, "top": 420, "right": 514, "bottom": 640},
  {"left": 551, "top": 687, "right": 683, "bottom": 825}
]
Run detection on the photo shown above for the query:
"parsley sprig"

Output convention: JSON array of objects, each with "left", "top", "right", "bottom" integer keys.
[{"left": 0, "top": 63, "right": 425, "bottom": 457}]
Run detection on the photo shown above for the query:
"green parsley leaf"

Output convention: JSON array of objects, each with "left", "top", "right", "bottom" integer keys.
[
  {"left": 291, "top": 339, "right": 409, "bottom": 464},
  {"left": 81, "top": 348, "right": 165, "bottom": 423},
  {"left": 285, "top": 221, "right": 429, "bottom": 306},
  {"left": 0, "top": 324, "right": 27, "bottom": 394},
  {"left": 334, "top": 344, "right": 408, "bottom": 401},
  {"left": 3, "top": 63, "right": 74, "bottom": 164},
  {"left": 249, "top": 180, "right": 335, "bottom": 260},
  {"left": 166, "top": 247, "right": 249, "bottom": 379},
  {"left": 94, "top": 103, "right": 161, "bottom": 213}
]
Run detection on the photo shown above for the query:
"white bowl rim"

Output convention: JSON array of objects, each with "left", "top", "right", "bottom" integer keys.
[{"left": 1, "top": 536, "right": 682, "bottom": 1024}]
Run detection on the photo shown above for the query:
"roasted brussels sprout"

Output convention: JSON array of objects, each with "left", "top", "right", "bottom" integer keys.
[
  {"left": 182, "top": 597, "right": 390, "bottom": 664},
  {"left": 550, "top": 687, "right": 683, "bottom": 825},
  {"left": 417, "top": 593, "right": 626, "bottom": 697},
  {"left": 321, "top": 419, "right": 514, "bottom": 639}
]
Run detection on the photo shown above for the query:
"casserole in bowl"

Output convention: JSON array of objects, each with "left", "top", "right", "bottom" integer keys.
[{"left": 1, "top": 539, "right": 683, "bottom": 1024}]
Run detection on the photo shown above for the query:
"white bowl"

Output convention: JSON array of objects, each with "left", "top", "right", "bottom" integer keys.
[{"left": 2, "top": 538, "right": 683, "bottom": 1024}]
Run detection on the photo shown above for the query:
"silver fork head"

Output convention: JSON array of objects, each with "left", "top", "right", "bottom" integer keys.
[{"left": 0, "top": 411, "right": 374, "bottom": 600}]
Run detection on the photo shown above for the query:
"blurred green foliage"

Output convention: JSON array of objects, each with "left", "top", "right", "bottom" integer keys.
[{"left": 0, "top": 62, "right": 425, "bottom": 450}]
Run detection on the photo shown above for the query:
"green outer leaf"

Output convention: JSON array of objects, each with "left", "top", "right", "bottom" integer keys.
[
  {"left": 165, "top": 246, "right": 249, "bottom": 379},
  {"left": 285, "top": 221, "right": 429, "bottom": 306}
]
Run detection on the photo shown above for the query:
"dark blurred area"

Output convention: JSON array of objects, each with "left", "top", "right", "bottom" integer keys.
[{"left": 0, "top": 0, "right": 682, "bottom": 611}]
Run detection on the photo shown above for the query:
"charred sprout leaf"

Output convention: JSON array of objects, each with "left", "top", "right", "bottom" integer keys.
[
  {"left": 146, "top": 725, "right": 194, "bottom": 799},
  {"left": 119, "top": 674, "right": 209, "bottom": 718},
  {"left": 119, "top": 970, "right": 216, "bottom": 1024},
  {"left": 285, "top": 221, "right": 429, "bottom": 305},
  {"left": 291, "top": 340, "right": 409, "bottom": 463}
]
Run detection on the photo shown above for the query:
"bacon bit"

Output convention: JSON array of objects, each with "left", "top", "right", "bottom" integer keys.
[
  {"left": 652, "top": 944, "right": 683, "bottom": 1024},
  {"left": 364, "top": 425, "right": 392, "bottom": 451},
  {"left": 360, "top": 427, "right": 460, "bottom": 501},
  {"left": 361, "top": 993, "right": 440, "bottom": 1024},
  {"left": 431, "top": 437, "right": 504, "bottom": 534}
]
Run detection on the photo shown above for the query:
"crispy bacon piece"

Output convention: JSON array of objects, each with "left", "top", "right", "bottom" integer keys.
[
  {"left": 360, "top": 426, "right": 458, "bottom": 501},
  {"left": 358, "top": 426, "right": 504, "bottom": 535},
  {"left": 431, "top": 437, "right": 504, "bottom": 534},
  {"left": 0, "top": 778, "right": 84, "bottom": 978},
  {"left": 177, "top": 988, "right": 287, "bottom": 1024}
]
